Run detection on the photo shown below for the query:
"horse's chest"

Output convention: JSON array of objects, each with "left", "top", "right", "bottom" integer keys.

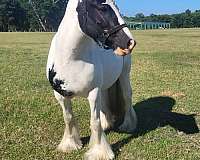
[
  {"left": 48, "top": 61, "right": 95, "bottom": 97},
  {"left": 47, "top": 51, "right": 124, "bottom": 97}
]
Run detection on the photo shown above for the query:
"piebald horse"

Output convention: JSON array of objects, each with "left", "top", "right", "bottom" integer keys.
[{"left": 46, "top": 0, "right": 137, "bottom": 159}]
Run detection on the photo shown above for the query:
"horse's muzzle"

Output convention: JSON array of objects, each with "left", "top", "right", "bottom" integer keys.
[{"left": 114, "top": 40, "right": 136, "bottom": 56}]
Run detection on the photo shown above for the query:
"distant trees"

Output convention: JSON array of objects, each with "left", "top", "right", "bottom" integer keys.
[
  {"left": 135, "top": 13, "right": 145, "bottom": 19},
  {"left": 0, "top": 0, "right": 28, "bottom": 31},
  {"left": 0, "top": 0, "right": 68, "bottom": 32},
  {"left": 124, "top": 9, "right": 200, "bottom": 29},
  {"left": 192, "top": 11, "right": 200, "bottom": 27},
  {"left": 0, "top": 1, "right": 200, "bottom": 32}
]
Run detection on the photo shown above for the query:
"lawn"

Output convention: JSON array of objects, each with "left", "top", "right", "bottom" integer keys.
[{"left": 0, "top": 29, "right": 200, "bottom": 160}]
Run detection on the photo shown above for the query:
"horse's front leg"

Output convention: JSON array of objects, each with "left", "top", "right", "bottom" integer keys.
[
  {"left": 54, "top": 91, "right": 82, "bottom": 152},
  {"left": 85, "top": 88, "right": 114, "bottom": 160}
]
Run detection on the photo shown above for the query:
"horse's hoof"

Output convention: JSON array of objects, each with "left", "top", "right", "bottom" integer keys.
[
  {"left": 84, "top": 148, "right": 114, "bottom": 160},
  {"left": 118, "top": 107, "right": 137, "bottom": 133},
  {"left": 84, "top": 143, "right": 114, "bottom": 160},
  {"left": 57, "top": 138, "right": 82, "bottom": 153}
]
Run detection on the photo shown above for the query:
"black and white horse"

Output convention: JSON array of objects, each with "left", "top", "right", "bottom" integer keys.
[{"left": 46, "top": 0, "right": 137, "bottom": 159}]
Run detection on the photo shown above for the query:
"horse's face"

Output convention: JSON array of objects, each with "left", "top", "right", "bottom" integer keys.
[{"left": 76, "top": 0, "right": 136, "bottom": 56}]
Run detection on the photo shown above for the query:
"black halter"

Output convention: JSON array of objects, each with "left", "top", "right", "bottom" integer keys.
[{"left": 100, "top": 23, "right": 128, "bottom": 49}]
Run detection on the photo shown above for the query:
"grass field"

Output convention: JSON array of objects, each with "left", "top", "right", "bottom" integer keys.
[{"left": 0, "top": 29, "right": 200, "bottom": 160}]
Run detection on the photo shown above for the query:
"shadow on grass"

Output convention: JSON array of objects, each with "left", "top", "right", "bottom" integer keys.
[
  {"left": 112, "top": 96, "right": 199, "bottom": 156},
  {"left": 133, "top": 96, "right": 199, "bottom": 135}
]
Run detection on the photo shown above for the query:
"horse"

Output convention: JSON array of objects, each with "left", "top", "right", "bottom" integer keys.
[{"left": 46, "top": 0, "right": 137, "bottom": 159}]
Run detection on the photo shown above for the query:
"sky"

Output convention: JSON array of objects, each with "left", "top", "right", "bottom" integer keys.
[{"left": 115, "top": 0, "right": 200, "bottom": 16}]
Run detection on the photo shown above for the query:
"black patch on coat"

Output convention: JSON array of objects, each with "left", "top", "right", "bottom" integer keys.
[
  {"left": 48, "top": 65, "right": 74, "bottom": 97},
  {"left": 76, "top": 0, "right": 131, "bottom": 50}
]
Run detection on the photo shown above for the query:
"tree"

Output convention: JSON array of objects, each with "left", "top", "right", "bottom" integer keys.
[
  {"left": 45, "top": 0, "right": 68, "bottom": 31},
  {"left": 185, "top": 9, "right": 191, "bottom": 15},
  {"left": 135, "top": 13, "right": 145, "bottom": 19},
  {"left": 192, "top": 12, "right": 200, "bottom": 27},
  {"left": 0, "top": 0, "right": 27, "bottom": 31},
  {"left": 26, "top": 0, "right": 68, "bottom": 31},
  {"left": 0, "top": 0, "right": 7, "bottom": 31},
  {"left": 28, "top": 0, "right": 47, "bottom": 31}
]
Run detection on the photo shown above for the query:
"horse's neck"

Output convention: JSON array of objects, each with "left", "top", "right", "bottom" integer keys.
[
  {"left": 56, "top": 0, "right": 94, "bottom": 59},
  {"left": 58, "top": 0, "right": 79, "bottom": 30}
]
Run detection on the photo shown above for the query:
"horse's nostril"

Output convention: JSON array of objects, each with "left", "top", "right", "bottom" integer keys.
[
  {"left": 128, "top": 40, "right": 136, "bottom": 50},
  {"left": 127, "top": 40, "right": 131, "bottom": 48}
]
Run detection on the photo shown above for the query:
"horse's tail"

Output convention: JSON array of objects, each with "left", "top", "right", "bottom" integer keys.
[{"left": 107, "top": 79, "right": 126, "bottom": 128}]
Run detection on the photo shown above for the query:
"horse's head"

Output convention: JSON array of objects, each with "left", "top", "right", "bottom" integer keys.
[{"left": 76, "top": 0, "right": 136, "bottom": 56}]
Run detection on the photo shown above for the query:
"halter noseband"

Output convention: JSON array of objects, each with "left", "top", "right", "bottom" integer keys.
[{"left": 100, "top": 23, "right": 127, "bottom": 49}]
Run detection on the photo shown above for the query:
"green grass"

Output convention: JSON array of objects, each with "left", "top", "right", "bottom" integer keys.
[{"left": 0, "top": 29, "right": 200, "bottom": 160}]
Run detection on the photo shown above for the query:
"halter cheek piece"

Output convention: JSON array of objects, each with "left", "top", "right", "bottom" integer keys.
[{"left": 77, "top": 0, "right": 127, "bottom": 49}]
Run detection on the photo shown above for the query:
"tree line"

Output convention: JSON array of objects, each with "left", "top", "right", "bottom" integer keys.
[
  {"left": 0, "top": 0, "right": 200, "bottom": 32},
  {"left": 124, "top": 9, "right": 200, "bottom": 28},
  {"left": 0, "top": 0, "right": 68, "bottom": 32}
]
